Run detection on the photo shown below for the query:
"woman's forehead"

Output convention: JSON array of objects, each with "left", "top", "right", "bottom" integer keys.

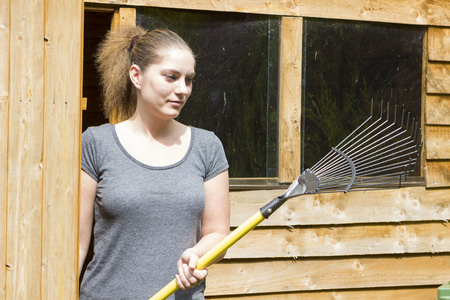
[{"left": 157, "top": 48, "right": 195, "bottom": 69}]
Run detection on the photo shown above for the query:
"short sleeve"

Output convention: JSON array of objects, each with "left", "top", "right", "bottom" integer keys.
[
  {"left": 81, "top": 128, "right": 99, "bottom": 182},
  {"left": 205, "top": 134, "right": 229, "bottom": 181}
]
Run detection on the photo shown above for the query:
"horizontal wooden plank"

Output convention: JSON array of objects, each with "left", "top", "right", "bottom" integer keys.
[
  {"left": 84, "top": 0, "right": 450, "bottom": 26},
  {"left": 206, "top": 254, "right": 450, "bottom": 296},
  {"left": 224, "top": 222, "right": 450, "bottom": 259},
  {"left": 426, "top": 95, "right": 450, "bottom": 125},
  {"left": 207, "top": 287, "right": 438, "bottom": 300},
  {"left": 427, "top": 63, "right": 450, "bottom": 94},
  {"left": 230, "top": 187, "right": 450, "bottom": 226},
  {"left": 425, "top": 126, "right": 450, "bottom": 159},
  {"left": 425, "top": 160, "right": 450, "bottom": 187},
  {"left": 428, "top": 27, "right": 450, "bottom": 62}
]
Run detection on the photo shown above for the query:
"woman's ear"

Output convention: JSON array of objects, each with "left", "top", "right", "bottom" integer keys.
[{"left": 129, "top": 64, "right": 142, "bottom": 90}]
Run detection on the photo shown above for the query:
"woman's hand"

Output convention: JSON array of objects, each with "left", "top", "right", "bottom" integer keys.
[{"left": 175, "top": 248, "right": 208, "bottom": 291}]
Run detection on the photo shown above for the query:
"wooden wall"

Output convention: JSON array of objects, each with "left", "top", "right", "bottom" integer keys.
[
  {"left": 2, "top": 0, "right": 448, "bottom": 299},
  {"left": 0, "top": 0, "right": 83, "bottom": 299},
  {"left": 206, "top": 187, "right": 450, "bottom": 299}
]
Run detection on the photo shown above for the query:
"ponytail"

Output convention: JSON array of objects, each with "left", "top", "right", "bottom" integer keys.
[{"left": 95, "top": 26, "right": 146, "bottom": 121}]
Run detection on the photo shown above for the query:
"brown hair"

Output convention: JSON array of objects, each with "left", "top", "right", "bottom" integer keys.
[{"left": 95, "top": 26, "right": 194, "bottom": 121}]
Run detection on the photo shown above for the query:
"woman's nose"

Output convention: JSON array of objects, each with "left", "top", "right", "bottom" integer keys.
[{"left": 175, "top": 79, "right": 189, "bottom": 95}]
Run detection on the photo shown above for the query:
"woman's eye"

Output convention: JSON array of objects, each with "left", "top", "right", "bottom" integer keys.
[
  {"left": 186, "top": 78, "right": 194, "bottom": 85},
  {"left": 165, "top": 74, "right": 176, "bottom": 81}
]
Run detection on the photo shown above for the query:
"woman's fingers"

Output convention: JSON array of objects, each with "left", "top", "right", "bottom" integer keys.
[
  {"left": 176, "top": 262, "right": 208, "bottom": 291},
  {"left": 176, "top": 248, "right": 209, "bottom": 290}
]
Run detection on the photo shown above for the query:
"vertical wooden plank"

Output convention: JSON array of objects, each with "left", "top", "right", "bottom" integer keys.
[
  {"left": 278, "top": 17, "right": 302, "bottom": 183},
  {"left": 421, "top": 30, "right": 427, "bottom": 177},
  {"left": 7, "top": 0, "right": 44, "bottom": 298},
  {"left": 111, "top": 7, "right": 136, "bottom": 31},
  {"left": 41, "top": 0, "right": 84, "bottom": 299},
  {"left": 0, "top": 0, "right": 10, "bottom": 298}
]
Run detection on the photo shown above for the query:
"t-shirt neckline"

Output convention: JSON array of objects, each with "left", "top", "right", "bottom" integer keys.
[{"left": 110, "top": 124, "right": 195, "bottom": 170}]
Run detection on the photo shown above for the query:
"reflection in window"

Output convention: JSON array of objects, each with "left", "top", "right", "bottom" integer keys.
[
  {"left": 301, "top": 19, "right": 424, "bottom": 172},
  {"left": 137, "top": 8, "right": 280, "bottom": 178}
]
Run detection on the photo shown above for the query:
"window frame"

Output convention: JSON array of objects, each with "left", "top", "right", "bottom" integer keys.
[{"left": 90, "top": 5, "right": 428, "bottom": 187}]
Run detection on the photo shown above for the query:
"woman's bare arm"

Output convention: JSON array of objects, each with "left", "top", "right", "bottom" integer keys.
[{"left": 79, "top": 170, "right": 97, "bottom": 277}]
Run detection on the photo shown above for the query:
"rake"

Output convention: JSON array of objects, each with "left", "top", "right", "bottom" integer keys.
[{"left": 149, "top": 101, "right": 422, "bottom": 300}]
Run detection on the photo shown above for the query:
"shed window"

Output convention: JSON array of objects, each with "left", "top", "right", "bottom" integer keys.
[
  {"left": 301, "top": 18, "right": 425, "bottom": 176},
  {"left": 137, "top": 8, "right": 280, "bottom": 178}
]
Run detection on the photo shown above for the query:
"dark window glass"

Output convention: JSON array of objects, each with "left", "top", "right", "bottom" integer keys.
[
  {"left": 137, "top": 8, "right": 280, "bottom": 178},
  {"left": 301, "top": 19, "right": 424, "bottom": 171}
]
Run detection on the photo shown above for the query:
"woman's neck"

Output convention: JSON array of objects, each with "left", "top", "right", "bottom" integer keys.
[{"left": 123, "top": 111, "right": 186, "bottom": 144}]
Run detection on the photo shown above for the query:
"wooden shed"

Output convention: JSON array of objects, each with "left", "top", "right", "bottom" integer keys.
[{"left": 1, "top": 0, "right": 449, "bottom": 299}]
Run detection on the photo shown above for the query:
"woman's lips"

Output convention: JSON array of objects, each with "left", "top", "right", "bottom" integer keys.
[{"left": 168, "top": 100, "right": 183, "bottom": 107}]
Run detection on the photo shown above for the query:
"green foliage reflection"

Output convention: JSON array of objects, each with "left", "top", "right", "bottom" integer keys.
[{"left": 302, "top": 19, "right": 424, "bottom": 170}]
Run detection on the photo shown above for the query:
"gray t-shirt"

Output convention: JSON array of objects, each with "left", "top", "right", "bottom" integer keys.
[{"left": 80, "top": 124, "right": 228, "bottom": 300}]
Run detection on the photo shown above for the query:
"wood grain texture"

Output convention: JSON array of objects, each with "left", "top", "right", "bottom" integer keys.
[
  {"left": 426, "top": 95, "right": 450, "bottom": 125},
  {"left": 111, "top": 7, "right": 136, "bottom": 31},
  {"left": 229, "top": 187, "right": 449, "bottom": 226},
  {"left": 425, "top": 126, "right": 450, "bottom": 159},
  {"left": 206, "top": 255, "right": 450, "bottom": 296},
  {"left": 225, "top": 222, "right": 450, "bottom": 258},
  {"left": 206, "top": 287, "right": 438, "bottom": 300},
  {"left": 428, "top": 27, "right": 450, "bottom": 61},
  {"left": 41, "top": 0, "right": 83, "bottom": 298},
  {"left": 278, "top": 17, "right": 302, "bottom": 183},
  {"left": 84, "top": 0, "right": 450, "bottom": 26},
  {"left": 425, "top": 160, "right": 450, "bottom": 187},
  {"left": 7, "top": 0, "right": 44, "bottom": 298},
  {"left": 0, "top": 0, "right": 9, "bottom": 298},
  {"left": 427, "top": 63, "right": 450, "bottom": 94}
]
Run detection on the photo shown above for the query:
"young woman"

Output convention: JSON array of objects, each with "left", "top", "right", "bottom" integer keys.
[{"left": 79, "top": 26, "right": 230, "bottom": 300}]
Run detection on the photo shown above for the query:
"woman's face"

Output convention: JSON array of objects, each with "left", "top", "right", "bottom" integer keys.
[{"left": 132, "top": 48, "right": 196, "bottom": 120}]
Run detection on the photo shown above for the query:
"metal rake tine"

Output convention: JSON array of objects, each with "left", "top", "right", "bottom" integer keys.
[
  {"left": 405, "top": 112, "right": 410, "bottom": 132},
  {"left": 350, "top": 130, "right": 412, "bottom": 164},
  {"left": 331, "top": 101, "right": 376, "bottom": 151},
  {"left": 339, "top": 100, "right": 391, "bottom": 153},
  {"left": 393, "top": 104, "right": 397, "bottom": 124},
  {"left": 356, "top": 157, "right": 418, "bottom": 177},
  {"left": 352, "top": 138, "right": 416, "bottom": 167},
  {"left": 343, "top": 123, "right": 401, "bottom": 159},
  {"left": 336, "top": 116, "right": 382, "bottom": 152},
  {"left": 351, "top": 132, "right": 416, "bottom": 164},
  {"left": 355, "top": 146, "right": 418, "bottom": 173},
  {"left": 312, "top": 112, "right": 375, "bottom": 173}
]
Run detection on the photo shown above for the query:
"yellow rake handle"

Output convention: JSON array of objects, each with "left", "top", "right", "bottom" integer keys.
[{"left": 149, "top": 211, "right": 266, "bottom": 300}]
